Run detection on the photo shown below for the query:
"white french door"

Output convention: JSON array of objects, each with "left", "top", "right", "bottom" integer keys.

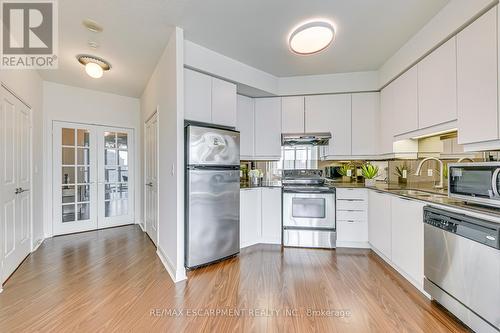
[
  {"left": 144, "top": 113, "right": 158, "bottom": 245},
  {"left": 1, "top": 86, "right": 32, "bottom": 285},
  {"left": 53, "top": 122, "right": 134, "bottom": 235}
]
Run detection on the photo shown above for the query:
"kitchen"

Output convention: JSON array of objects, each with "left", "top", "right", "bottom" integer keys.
[
  {"left": 1, "top": 1, "right": 500, "bottom": 332},
  {"left": 182, "top": 4, "right": 500, "bottom": 332}
]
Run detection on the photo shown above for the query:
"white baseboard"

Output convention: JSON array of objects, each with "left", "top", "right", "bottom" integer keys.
[
  {"left": 337, "top": 241, "right": 370, "bottom": 249},
  {"left": 138, "top": 222, "right": 145, "bottom": 232},
  {"left": 156, "top": 246, "right": 187, "bottom": 283},
  {"left": 370, "top": 245, "right": 430, "bottom": 299},
  {"left": 32, "top": 238, "right": 45, "bottom": 252}
]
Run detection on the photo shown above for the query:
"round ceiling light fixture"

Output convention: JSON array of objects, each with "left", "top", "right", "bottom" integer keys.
[
  {"left": 289, "top": 20, "right": 335, "bottom": 55},
  {"left": 82, "top": 18, "right": 103, "bottom": 33},
  {"left": 76, "top": 54, "right": 111, "bottom": 79}
]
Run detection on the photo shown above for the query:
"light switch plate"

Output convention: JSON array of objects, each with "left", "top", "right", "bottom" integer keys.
[{"left": 427, "top": 169, "right": 433, "bottom": 177}]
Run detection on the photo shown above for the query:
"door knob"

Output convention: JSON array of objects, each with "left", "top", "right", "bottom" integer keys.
[{"left": 146, "top": 182, "right": 153, "bottom": 187}]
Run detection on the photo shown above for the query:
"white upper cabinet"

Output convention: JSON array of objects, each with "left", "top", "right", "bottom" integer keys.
[
  {"left": 418, "top": 38, "right": 457, "bottom": 129},
  {"left": 305, "top": 94, "right": 352, "bottom": 156},
  {"left": 184, "top": 68, "right": 237, "bottom": 127},
  {"left": 281, "top": 96, "right": 305, "bottom": 133},
  {"left": 254, "top": 97, "right": 282, "bottom": 159},
  {"left": 391, "top": 196, "right": 425, "bottom": 287},
  {"left": 184, "top": 68, "right": 212, "bottom": 123},
  {"left": 352, "top": 92, "right": 380, "bottom": 156},
  {"left": 457, "top": 7, "right": 498, "bottom": 145},
  {"left": 379, "top": 83, "right": 395, "bottom": 155},
  {"left": 392, "top": 66, "right": 418, "bottom": 135},
  {"left": 236, "top": 95, "right": 255, "bottom": 158},
  {"left": 212, "top": 77, "right": 237, "bottom": 127}
]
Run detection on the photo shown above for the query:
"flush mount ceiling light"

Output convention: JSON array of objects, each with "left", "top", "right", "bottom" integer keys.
[
  {"left": 289, "top": 20, "right": 335, "bottom": 55},
  {"left": 76, "top": 54, "right": 111, "bottom": 79},
  {"left": 82, "top": 18, "right": 103, "bottom": 33}
]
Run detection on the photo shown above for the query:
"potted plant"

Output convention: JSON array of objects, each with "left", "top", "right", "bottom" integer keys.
[
  {"left": 338, "top": 163, "right": 353, "bottom": 183},
  {"left": 361, "top": 163, "right": 379, "bottom": 187},
  {"left": 394, "top": 162, "right": 412, "bottom": 185}
]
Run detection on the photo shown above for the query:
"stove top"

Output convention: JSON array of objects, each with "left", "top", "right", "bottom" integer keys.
[{"left": 282, "top": 169, "right": 325, "bottom": 186}]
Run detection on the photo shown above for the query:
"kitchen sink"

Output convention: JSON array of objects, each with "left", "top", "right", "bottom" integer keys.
[{"left": 388, "top": 189, "right": 447, "bottom": 199}]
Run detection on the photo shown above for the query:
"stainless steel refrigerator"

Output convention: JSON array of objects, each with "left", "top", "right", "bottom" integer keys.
[{"left": 185, "top": 124, "right": 240, "bottom": 269}]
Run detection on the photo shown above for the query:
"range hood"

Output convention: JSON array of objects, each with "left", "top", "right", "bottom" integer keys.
[{"left": 281, "top": 132, "right": 332, "bottom": 146}]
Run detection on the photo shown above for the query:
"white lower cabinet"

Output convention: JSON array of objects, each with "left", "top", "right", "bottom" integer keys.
[
  {"left": 390, "top": 197, "right": 425, "bottom": 288},
  {"left": 261, "top": 188, "right": 282, "bottom": 244},
  {"left": 240, "top": 189, "right": 261, "bottom": 248},
  {"left": 240, "top": 188, "right": 282, "bottom": 248},
  {"left": 368, "top": 190, "right": 392, "bottom": 259},
  {"left": 336, "top": 189, "right": 369, "bottom": 248},
  {"left": 367, "top": 189, "right": 426, "bottom": 293}
]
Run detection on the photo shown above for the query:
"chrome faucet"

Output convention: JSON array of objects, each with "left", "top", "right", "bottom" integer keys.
[
  {"left": 415, "top": 157, "right": 444, "bottom": 189},
  {"left": 457, "top": 157, "right": 474, "bottom": 163}
]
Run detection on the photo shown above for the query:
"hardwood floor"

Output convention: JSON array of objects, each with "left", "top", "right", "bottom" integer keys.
[{"left": 0, "top": 225, "right": 469, "bottom": 332}]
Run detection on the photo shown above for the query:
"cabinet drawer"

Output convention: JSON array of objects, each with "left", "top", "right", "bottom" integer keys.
[
  {"left": 337, "top": 220, "right": 368, "bottom": 242},
  {"left": 337, "top": 210, "right": 367, "bottom": 221},
  {"left": 336, "top": 188, "right": 367, "bottom": 200},
  {"left": 336, "top": 199, "right": 367, "bottom": 211}
]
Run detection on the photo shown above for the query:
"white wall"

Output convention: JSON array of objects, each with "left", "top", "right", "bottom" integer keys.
[
  {"left": 42, "top": 81, "right": 141, "bottom": 236},
  {"left": 140, "top": 27, "right": 186, "bottom": 282},
  {"left": 0, "top": 69, "right": 44, "bottom": 249},
  {"left": 185, "top": 39, "right": 380, "bottom": 97},
  {"left": 184, "top": 40, "right": 279, "bottom": 96},
  {"left": 380, "top": 0, "right": 497, "bottom": 86},
  {"left": 278, "top": 71, "right": 379, "bottom": 96}
]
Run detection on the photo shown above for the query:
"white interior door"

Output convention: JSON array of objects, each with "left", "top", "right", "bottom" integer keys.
[
  {"left": 53, "top": 122, "right": 134, "bottom": 235},
  {"left": 144, "top": 113, "right": 158, "bottom": 245},
  {"left": 53, "top": 122, "right": 98, "bottom": 235},
  {"left": 97, "top": 128, "right": 135, "bottom": 228},
  {"left": 1, "top": 86, "right": 31, "bottom": 285}
]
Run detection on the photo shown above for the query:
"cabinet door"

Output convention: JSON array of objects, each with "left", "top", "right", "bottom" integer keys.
[
  {"left": 240, "top": 189, "right": 261, "bottom": 248},
  {"left": 212, "top": 78, "right": 237, "bottom": 127},
  {"left": 282, "top": 96, "right": 304, "bottom": 133},
  {"left": 391, "top": 197, "right": 424, "bottom": 286},
  {"left": 418, "top": 37, "right": 457, "bottom": 129},
  {"left": 236, "top": 95, "right": 255, "bottom": 158},
  {"left": 254, "top": 97, "right": 282, "bottom": 159},
  {"left": 184, "top": 69, "right": 212, "bottom": 123},
  {"left": 261, "top": 188, "right": 282, "bottom": 244},
  {"left": 305, "top": 94, "right": 351, "bottom": 156},
  {"left": 457, "top": 7, "right": 498, "bottom": 144},
  {"left": 368, "top": 191, "right": 392, "bottom": 259},
  {"left": 352, "top": 93, "right": 379, "bottom": 155},
  {"left": 379, "top": 84, "right": 394, "bottom": 155},
  {"left": 392, "top": 66, "right": 418, "bottom": 135}
]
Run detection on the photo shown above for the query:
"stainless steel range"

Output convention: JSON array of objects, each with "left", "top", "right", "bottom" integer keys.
[{"left": 282, "top": 170, "right": 336, "bottom": 249}]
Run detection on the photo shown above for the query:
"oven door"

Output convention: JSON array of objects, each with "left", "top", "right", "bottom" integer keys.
[
  {"left": 449, "top": 163, "right": 500, "bottom": 206},
  {"left": 283, "top": 192, "right": 335, "bottom": 229}
]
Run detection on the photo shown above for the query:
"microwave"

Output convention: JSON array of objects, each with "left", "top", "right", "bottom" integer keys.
[{"left": 448, "top": 162, "right": 500, "bottom": 207}]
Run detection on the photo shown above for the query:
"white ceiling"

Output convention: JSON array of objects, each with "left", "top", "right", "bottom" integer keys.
[{"left": 40, "top": 0, "right": 450, "bottom": 98}]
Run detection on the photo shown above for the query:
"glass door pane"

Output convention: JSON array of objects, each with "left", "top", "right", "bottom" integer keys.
[
  {"left": 53, "top": 122, "right": 97, "bottom": 236},
  {"left": 103, "top": 131, "right": 129, "bottom": 218},
  {"left": 60, "top": 128, "right": 92, "bottom": 223}
]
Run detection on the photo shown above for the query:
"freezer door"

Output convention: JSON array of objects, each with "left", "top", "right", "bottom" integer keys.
[
  {"left": 187, "top": 125, "right": 240, "bottom": 166},
  {"left": 186, "top": 169, "right": 240, "bottom": 268}
]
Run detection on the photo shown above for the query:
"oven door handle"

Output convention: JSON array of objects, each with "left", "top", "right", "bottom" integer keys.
[{"left": 492, "top": 168, "right": 500, "bottom": 197}]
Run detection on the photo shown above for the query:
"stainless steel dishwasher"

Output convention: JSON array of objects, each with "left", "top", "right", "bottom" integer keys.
[{"left": 423, "top": 206, "right": 500, "bottom": 333}]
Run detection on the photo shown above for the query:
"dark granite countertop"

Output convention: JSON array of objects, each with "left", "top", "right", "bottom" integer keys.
[
  {"left": 240, "top": 181, "right": 282, "bottom": 189},
  {"left": 328, "top": 180, "right": 500, "bottom": 222}
]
